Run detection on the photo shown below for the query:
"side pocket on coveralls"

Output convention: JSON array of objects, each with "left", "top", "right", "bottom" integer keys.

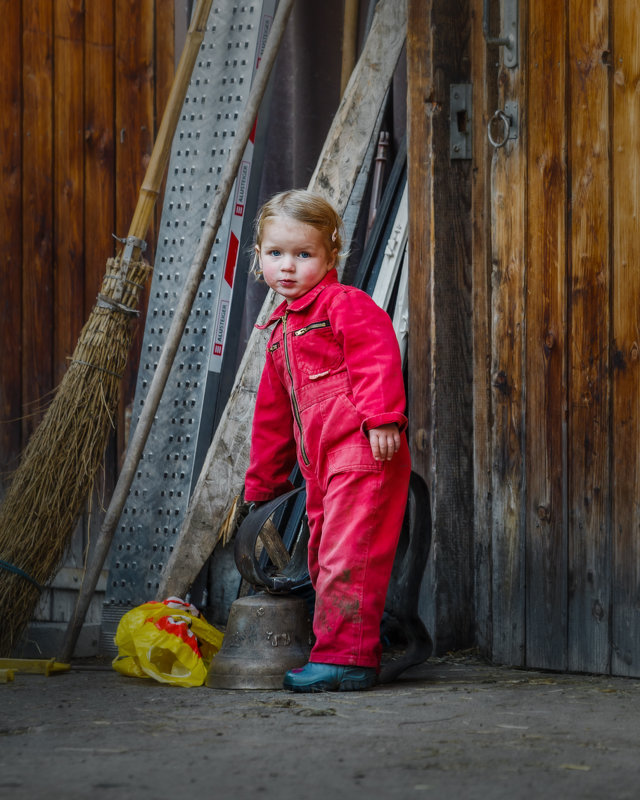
[{"left": 321, "top": 393, "right": 384, "bottom": 476}]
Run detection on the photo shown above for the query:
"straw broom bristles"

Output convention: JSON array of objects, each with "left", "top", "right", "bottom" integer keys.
[{"left": 0, "top": 255, "right": 151, "bottom": 656}]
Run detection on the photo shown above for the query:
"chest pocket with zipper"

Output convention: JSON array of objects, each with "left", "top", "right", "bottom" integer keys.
[{"left": 292, "top": 320, "right": 343, "bottom": 375}]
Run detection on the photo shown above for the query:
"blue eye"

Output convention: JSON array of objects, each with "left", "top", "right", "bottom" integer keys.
[
  {"left": 299, "top": 251, "right": 310, "bottom": 259},
  {"left": 269, "top": 249, "right": 281, "bottom": 257}
]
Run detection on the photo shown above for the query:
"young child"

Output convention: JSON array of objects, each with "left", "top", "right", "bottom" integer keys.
[{"left": 243, "top": 189, "right": 411, "bottom": 692}]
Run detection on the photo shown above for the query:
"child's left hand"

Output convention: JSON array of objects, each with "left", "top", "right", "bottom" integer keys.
[{"left": 368, "top": 424, "right": 401, "bottom": 461}]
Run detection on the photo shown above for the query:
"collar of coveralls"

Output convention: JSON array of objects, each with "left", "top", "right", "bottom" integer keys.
[{"left": 256, "top": 268, "right": 340, "bottom": 329}]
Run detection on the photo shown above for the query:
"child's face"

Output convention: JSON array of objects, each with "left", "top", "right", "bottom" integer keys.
[{"left": 256, "top": 216, "right": 337, "bottom": 304}]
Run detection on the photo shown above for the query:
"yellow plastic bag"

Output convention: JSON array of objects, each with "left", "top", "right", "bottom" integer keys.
[{"left": 112, "top": 597, "right": 224, "bottom": 687}]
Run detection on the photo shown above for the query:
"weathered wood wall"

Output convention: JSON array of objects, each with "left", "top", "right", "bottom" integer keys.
[
  {"left": 474, "top": 0, "right": 640, "bottom": 676},
  {"left": 1, "top": 0, "right": 174, "bottom": 486},
  {"left": 0, "top": 1, "right": 174, "bottom": 638}
]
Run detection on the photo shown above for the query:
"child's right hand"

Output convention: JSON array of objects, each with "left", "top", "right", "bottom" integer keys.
[{"left": 368, "top": 424, "right": 401, "bottom": 461}]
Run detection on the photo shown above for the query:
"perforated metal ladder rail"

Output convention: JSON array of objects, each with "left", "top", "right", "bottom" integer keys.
[{"left": 101, "top": 1, "right": 277, "bottom": 652}]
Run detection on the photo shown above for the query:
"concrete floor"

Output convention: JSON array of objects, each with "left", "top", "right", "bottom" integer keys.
[{"left": 2, "top": 653, "right": 640, "bottom": 800}]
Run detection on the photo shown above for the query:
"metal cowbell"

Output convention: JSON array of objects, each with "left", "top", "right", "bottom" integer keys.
[{"left": 205, "top": 593, "right": 311, "bottom": 690}]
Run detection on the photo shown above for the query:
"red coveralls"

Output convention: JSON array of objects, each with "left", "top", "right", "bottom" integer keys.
[{"left": 244, "top": 270, "right": 411, "bottom": 668}]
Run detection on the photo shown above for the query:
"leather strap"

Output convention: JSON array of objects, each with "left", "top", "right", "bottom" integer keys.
[{"left": 234, "top": 486, "right": 310, "bottom": 593}]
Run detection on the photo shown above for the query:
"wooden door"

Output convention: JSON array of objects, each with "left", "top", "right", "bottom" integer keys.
[{"left": 473, "top": 0, "right": 640, "bottom": 676}]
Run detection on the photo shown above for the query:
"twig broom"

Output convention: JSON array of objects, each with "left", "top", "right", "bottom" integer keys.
[{"left": 0, "top": 0, "right": 214, "bottom": 656}]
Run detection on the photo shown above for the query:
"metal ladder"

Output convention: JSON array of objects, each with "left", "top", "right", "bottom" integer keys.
[{"left": 101, "top": 0, "right": 277, "bottom": 653}]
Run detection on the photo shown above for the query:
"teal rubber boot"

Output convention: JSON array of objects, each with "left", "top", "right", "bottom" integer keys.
[{"left": 283, "top": 662, "right": 377, "bottom": 692}]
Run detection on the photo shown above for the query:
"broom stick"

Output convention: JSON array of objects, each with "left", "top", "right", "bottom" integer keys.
[
  {"left": 59, "top": 0, "right": 296, "bottom": 663},
  {"left": 0, "top": 0, "right": 214, "bottom": 657},
  {"left": 339, "top": 0, "right": 359, "bottom": 97}
]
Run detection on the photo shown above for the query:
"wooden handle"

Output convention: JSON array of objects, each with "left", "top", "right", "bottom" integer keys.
[{"left": 340, "top": 0, "right": 359, "bottom": 97}]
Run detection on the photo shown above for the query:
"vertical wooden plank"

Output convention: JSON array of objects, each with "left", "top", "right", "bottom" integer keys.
[
  {"left": 566, "top": 0, "right": 610, "bottom": 674},
  {"left": 115, "top": 0, "right": 155, "bottom": 235},
  {"left": 153, "top": 0, "right": 175, "bottom": 259},
  {"left": 22, "top": 0, "right": 54, "bottom": 440},
  {"left": 524, "top": 0, "right": 568, "bottom": 671},
  {"left": 471, "top": 0, "right": 496, "bottom": 654},
  {"left": 407, "top": 0, "right": 433, "bottom": 480},
  {"left": 430, "top": 0, "right": 474, "bottom": 653},
  {"left": 611, "top": 0, "right": 640, "bottom": 676},
  {"left": 53, "top": 0, "right": 85, "bottom": 386},
  {"left": 0, "top": 2, "right": 23, "bottom": 489},
  {"left": 83, "top": 1, "right": 117, "bottom": 556},
  {"left": 84, "top": 2, "right": 115, "bottom": 317},
  {"left": 407, "top": 0, "right": 435, "bottom": 640},
  {"left": 115, "top": 0, "right": 155, "bottom": 460},
  {"left": 408, "top": 0, "right": 474, "bottom": 653},
  {"left": 488, "top": 0, "right": 527, "bottom": 666}
]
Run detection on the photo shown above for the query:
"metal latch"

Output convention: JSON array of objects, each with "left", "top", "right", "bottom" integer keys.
[
  {"left": 483, "top": 0, "right": 518, "bottom": 69},
  {"left": 450, "top": 84, "right": 472, "bottom": 160}
]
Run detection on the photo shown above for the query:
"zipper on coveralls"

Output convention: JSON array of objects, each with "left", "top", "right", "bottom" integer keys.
[
  {"left": 294, "top": 320, "right": 330, "bottom": 336},
  {"left": 282, "top": 311, "right": 310, "bottom": 466}
]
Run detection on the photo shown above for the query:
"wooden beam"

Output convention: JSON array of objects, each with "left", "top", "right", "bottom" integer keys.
[
  {"left": 408, "top": 0, "right": 474, "bottom": 653},
  {"left": 115, "top": 0, "right": 155, "bottom": 462},
  {"left": 0, "top": 2, "right": 23, "bottom": 487},
  {"left": 22, "top": 0, "right": 54, "bottom": 442},
  {"left": 158, "top": 0, "right": 409, "bottom": 599},
  {"left": 84, "top": 4, "right": 116, "bottom": 318},
  {"left": 611, "top": 0, "right": 640, "bottom": 676},
  {"left": 525, "top": 0, "right": 569, "bottom": 671},
  {"left": 54, "top": 0, "right": 85, "bottom": 386},
  {"left": 486, "top": 0, "right": 527, "bottom": 666},
  {"left": 407, "top": 0, "right": 435, "bottom": 638},
  {"left": 566, "top": 0, "right": 610, "bottom": 674},
  {"left": 470, "top": 0, "right": 494, "bottom": 657}
]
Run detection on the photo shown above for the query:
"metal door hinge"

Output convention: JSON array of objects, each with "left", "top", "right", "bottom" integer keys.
[
  {"left": 483, "top": 0, "right": 518, "bottom": 69},
  {"left": 450, "top": 84, "right": 472, "bottom": 160}
]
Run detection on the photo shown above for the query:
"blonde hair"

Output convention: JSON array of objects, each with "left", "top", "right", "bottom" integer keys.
[{"left": 251, "top": 189, "right": 344, "bottom": 277}]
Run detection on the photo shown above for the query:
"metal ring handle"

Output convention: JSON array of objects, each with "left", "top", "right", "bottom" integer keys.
[{"left": 488, "top": 109, "right": 511, "bottom": 148}]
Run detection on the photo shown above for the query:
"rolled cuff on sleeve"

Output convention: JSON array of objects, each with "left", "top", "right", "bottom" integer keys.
[
  {"left": 244, "top": 479, "right": 296, "bottom": 504},
  {"left": 361, "top": 412, "right": 408, "bottom": 436}
]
